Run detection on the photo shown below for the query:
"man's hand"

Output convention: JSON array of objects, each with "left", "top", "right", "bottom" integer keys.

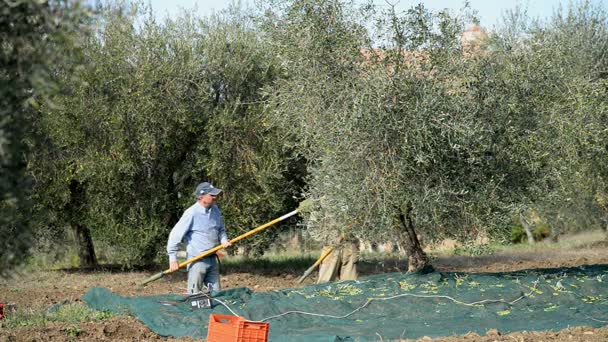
[
  {"left": 169, "top": 260, "right": 179, "bottom": 272},
  {"left": 222, "top": 241, "right": 232, "bottom": 248}
]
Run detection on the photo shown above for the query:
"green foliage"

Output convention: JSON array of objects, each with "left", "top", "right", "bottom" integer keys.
[
  {"left": 264, "top": 0, "right": 514, "bottom": 245},
  {"left": 493, "top": 1, "right": 608, "bottom": 236},
  {"left": 265, "top": 0, "right": 608, "bottom": 249},
  {"left": 21, "top": 0, "right": 608, "bottom": 268},
  {"left": 0, "top": 0, "right": 91, "bottom": 275},
  {"left": 510, "top": 222, "right": 550, "bottom": 244},
  {"left": 510, "top": 224, "right": 526, "bottom": 244},
  {"left": 28, "top": 2, "right": 304, "bottom": 265}
]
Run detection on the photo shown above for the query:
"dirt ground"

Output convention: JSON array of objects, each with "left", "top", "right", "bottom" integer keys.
[{"left": 1, "top": 241, "right": 607, "bottom": 341}]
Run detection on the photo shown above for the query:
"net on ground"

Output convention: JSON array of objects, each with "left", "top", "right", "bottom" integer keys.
[{"left": 83, "top": 264, "right": 608, "bottom": 341}]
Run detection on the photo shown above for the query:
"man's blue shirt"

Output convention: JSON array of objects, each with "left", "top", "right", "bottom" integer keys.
[{"left": 167, "top": 202, "right": 228, "bottom": 262}]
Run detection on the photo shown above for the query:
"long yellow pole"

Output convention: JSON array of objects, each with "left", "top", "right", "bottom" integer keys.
[
  {"left": 297, "top": 247, "right": 334, "bottom": 283},
  {"left": 140, "top": 209, "right": 299, "bottom": 286}
]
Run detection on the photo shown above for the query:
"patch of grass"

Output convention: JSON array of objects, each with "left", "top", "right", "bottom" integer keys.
[
  {"left": 497, "top": 229, "right": 607, "bottom": 253},
  {"left": 454, "top": 243, "right": 497, "bottom": 256},
  {"left": 425, "top": 229, "right": 607, "bottom": 257},
  {"left": 359, "top": 250, "right": 405, "bottom": 261},
  {"left": 1, "top": 307, "right": 47, "bottom": 328},
  {"left": 0, "top": 303, "right": 112, "bottom": 329},
  {"left": 48, "top": 303, "right": 112, "bottom": 323},
  {"left": 221, "top": 254, "right": 319, "bottom": 274},
  {"left": 22, "top": 238, "right": 82, "bottom": 273},
  {"left": 63, "top": 324, "right": 82, "bottom": 338},
  {"left": 358, "top": 253, "right": 408, "bottom": 274}
]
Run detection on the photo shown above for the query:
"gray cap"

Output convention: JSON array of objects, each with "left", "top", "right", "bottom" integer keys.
[{"left": 195, "top": 182, "right": 222, "bottom": 197}]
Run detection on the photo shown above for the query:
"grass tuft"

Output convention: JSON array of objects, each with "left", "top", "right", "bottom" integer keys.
[{"left": 1, "top": 303, "right": 112, "bottom": 329}]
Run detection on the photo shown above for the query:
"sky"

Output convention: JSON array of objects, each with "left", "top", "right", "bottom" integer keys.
[{"left": 144, "top": 0, "right": 608, "bottom": 29}]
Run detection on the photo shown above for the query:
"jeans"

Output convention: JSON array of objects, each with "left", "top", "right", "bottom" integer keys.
[{"left": 187, "top": 256, "right": 220, "bottom": 294}]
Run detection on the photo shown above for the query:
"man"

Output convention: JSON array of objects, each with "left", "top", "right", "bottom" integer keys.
[
  {"left": 317, "top": 235, "right": 359, "bottom": 283},
  {"left": 167, "top": 182, "right": 232, "bottom": 294}
]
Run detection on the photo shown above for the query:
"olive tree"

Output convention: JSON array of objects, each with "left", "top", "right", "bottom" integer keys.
[
  {"left": 491, "top": 1, "right": 608, "bottom": 239},
  {"left": 0, "top": 0, "right": 90, "bottom": 274},
  {"left": 263, "top": 0, "right": 508, "bottom": 271},
  {"left": 29, "top": 2, "right": 302, "bottom": 266},
  {"left": 263, "top": 0, "right": 608, "bottom": 271}
]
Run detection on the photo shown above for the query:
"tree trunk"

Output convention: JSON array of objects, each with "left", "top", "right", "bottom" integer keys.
[
  {"left": 396, "top": 202, "right": 432, "bottom": 273},
  {"left": 600, "top": 207, "right": 608, "bottom": 239},
  {"left": 519, "top": 213, "right": 535, "bottom": 244},
  {"left": 600, "top": 204, "right": 608, "bottom": 240},
  {"left": 549, "top": 224, "right": 559, "bottom": 243},
  {"left": 68, "top": 180, "right": 97, "bottom": 268},
  {"left": 73, "top": 222, "right": 97, "bottom": 268}
]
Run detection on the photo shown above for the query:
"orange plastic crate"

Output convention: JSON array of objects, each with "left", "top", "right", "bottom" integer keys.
[{"left": 207, "top": 314, "right": 269, "bottom": 342}]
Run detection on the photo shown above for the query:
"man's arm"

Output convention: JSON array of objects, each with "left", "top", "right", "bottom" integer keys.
[{"left": 167, "top": 210, "right": 193, "bottom": 270}]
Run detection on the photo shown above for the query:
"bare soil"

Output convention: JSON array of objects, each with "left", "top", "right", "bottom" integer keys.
[{"left": 1, "top": 242, "right": 607, "bottom": 341}]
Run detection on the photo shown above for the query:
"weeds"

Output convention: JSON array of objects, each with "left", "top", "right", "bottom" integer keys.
[
  {"left": 1, "top": 303, "right": 112, "bottom": 329},
  {"left": 454, "top": 243, "right": 496, "bottom": 256},
  {"left": 63, "top": 325, "right": 82, "bottom": 338}
]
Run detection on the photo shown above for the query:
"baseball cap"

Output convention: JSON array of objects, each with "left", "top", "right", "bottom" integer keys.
[{"left": 195, "top": 182, "right": 222, "bottom": 197}]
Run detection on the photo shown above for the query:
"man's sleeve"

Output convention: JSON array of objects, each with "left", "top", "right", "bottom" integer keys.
[
  {"left": 218, "top": 213, "right": 229, "bottom": 244},
  {"left": 167, "top": 210, "right": 193, "bottom": 262}
]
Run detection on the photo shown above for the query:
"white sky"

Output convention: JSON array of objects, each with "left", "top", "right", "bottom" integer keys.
[{"left": 143, "top": 0, "right": 608, "bottom": 29}]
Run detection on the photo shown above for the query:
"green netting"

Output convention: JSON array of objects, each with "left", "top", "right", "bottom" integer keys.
[{"left": 83, "top": 265, "right": 608, "bottom": 341}]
